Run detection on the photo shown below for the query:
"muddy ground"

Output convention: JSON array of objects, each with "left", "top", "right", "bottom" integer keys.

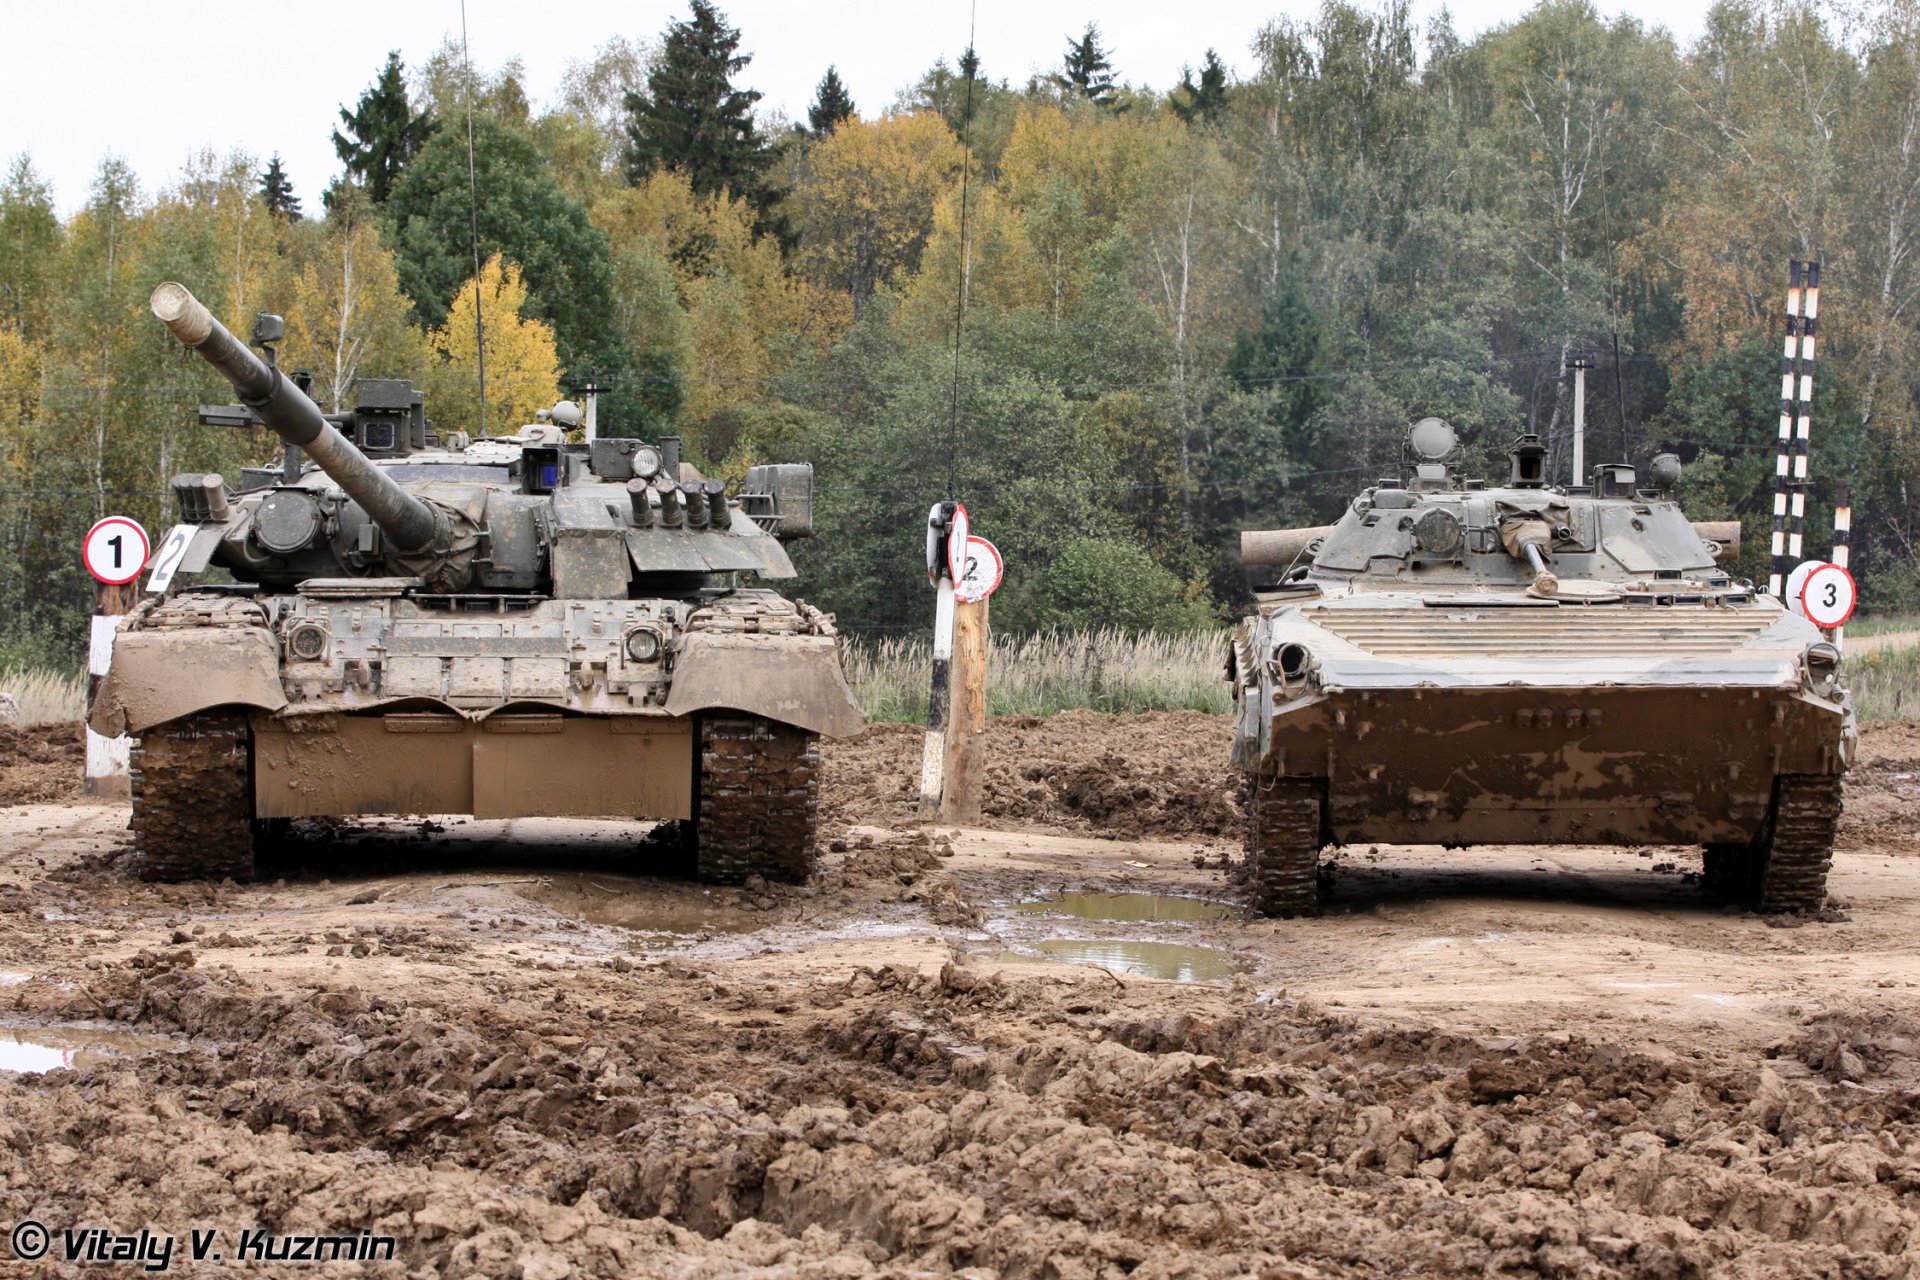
[{"left": 1, "top": 715, "right": 1917, "bottom": 1278}]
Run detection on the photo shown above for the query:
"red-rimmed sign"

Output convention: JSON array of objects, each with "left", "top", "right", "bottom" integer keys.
[
  {"left": 83, "top": 517, "right": 150, "bottom": 586},
  {"left": 953, "top": 536, "right": 1003, "bottom": 603},
  {"left": 1799, "top": 562, "right": 1857, "bottom": 628}
]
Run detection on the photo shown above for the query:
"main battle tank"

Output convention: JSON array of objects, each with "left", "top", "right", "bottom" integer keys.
[
  {"left": 91, "top": 282, "right": 864, "bottom": 881},
  {"left": 1230, "top": 418, "right": 1853, "bottom": 917}
]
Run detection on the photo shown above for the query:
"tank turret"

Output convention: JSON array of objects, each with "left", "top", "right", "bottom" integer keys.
[{"left": 152, "top": 283, "right": 455, "bottom": 570}]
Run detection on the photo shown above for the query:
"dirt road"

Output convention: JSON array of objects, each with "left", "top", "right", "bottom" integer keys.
[{"left": 1, "top": 715, "right": 1917, "bottom": 1277}]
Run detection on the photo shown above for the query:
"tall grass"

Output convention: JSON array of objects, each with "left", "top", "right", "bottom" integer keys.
[
  {"left": 1851, "top": 641, "right": 1920, "bottom": 722},
  {"left": 1847, "top": 612, "right": 1920, "bottom": 638},
  {"left": 0, "top": 666, "right": 87, "bottom": 726},
  {"left": 846, "top": 628, "right": 1233, "bottom": 723}
]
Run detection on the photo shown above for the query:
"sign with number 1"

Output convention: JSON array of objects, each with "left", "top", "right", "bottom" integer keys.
[{"left": 83, "top": 517, "right": 150, "bottom": 586}]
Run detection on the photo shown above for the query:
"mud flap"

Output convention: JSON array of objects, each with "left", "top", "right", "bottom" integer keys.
[
  {"left": 664, "top": 631, "right": 865, "bottom": 739},
  {"left": 90, "top": 626, "right": 287, "bottom": 737}
]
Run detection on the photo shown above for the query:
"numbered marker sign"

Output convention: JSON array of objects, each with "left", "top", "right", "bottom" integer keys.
[
  {"left": 946, "top": 504, "right": 971, "bottom": 583},
  {"left": 1800, "top": 562, "right": 1857, "bottom": 628},
  {"left": 954, "top": 536, "right": 1003, "bottom": 604},
  {"left": 83, "top": 517, "right": 149, "bottom": 586}
]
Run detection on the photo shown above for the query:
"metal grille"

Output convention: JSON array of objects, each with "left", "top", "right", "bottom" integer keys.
[{"left": 1304, "top": 603, "right": 1779, "bottom": 657}]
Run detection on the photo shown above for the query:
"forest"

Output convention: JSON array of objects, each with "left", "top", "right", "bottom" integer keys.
[{"left": 1, "top": 0, "right": 1917, "bottom": 666}]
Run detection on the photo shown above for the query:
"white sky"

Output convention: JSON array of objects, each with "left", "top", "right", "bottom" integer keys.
[{"left": 3, "top": 0, "right": 1720, "bottom": 215}]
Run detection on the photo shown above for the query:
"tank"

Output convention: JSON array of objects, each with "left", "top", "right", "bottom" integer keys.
[
  {"left": 90, "top": 283, "right": 864, "bottom": 882},
  {"left": 1229, "top": 417, "right": 1854, "bottom": 917}
]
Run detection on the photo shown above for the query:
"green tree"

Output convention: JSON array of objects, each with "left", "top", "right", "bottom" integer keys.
[
  {"left": 332, "top": 51, "right": 434, "bottom": 205},
  {"left": 0, "top": 155, "right": 61, "bottom": 340},
  {"left": 1055, "top": 24, "right": 1119, "bottom": 108},
  {"left": 1170, "top": 50, "right": 1229, "bottom": 125},
  {"left": 623, "top": 2, "right": 777, "bottom": 229},
  {"left": 385, "top": 118, "right": 615, "bottom": 371},
  {"left": 258, "top": 154, "right": 302, "bottom": 221},
  {"left": 807, "top": 66, "right": 856, "bottom": 137}
]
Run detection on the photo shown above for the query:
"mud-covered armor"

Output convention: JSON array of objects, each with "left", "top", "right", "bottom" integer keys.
[
  {"left": 1230, "top": 419, "right": 1854, "bottom": 917},
  {"left": 92, "top": 284, "right": 864, "bottom": 882}
]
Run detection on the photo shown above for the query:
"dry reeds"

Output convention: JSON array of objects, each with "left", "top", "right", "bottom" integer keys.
[
  {"left": 845, "top": 628, "right": 1232, "bottom": 723},
  {"left": 0, "top": 666, "right": 87, "bottom": 726}
]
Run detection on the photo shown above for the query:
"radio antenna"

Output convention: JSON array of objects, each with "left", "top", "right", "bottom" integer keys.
[
  {"left": 944, "top": 3, "right": 978, "bottom": 499},
  {"left": 460, "top": 0, "right": 489, "bottom": 438}
]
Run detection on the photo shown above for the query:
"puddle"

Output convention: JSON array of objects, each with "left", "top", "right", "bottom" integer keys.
[
  {"left": 1015, "top": 892, "right": 1231, "bottom": 923},
  {"left": 1001, "top": 939, "right": 1241, "bottom": 983},
  {"left": 0, "top": 1026, "right": 174, "bottom": 1074}
]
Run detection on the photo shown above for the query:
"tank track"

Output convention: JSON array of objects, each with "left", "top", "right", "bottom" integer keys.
[
  {"left": 695, "top": 716, "right": 820, "bottom": 884},
  {"left": 129, "top": 711, "right": 257, "bottom": 882},
  {"left": 1701, "top": 774, "right": 1841, "bottom": 913},
  {"left": 1244, "top": 773, "right": 1324, "bottom": 918},
  {"left": 1757, "top": 774, "right": 1842, "bottom": 913}
]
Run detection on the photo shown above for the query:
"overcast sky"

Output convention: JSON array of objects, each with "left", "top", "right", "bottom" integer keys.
[{"left": 3, "top": 0, "right": 1722, "bottom": 215}]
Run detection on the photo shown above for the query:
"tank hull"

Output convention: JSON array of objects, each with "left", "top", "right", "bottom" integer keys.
[
  {"left": 1231, "top": 589, "right": 1855, "bottom": 914},
  {"left": 252, "top": 710, "right": 694, "bottom": 821},
  {"left": 1257, "top": 685, "right": 1846, "bottom": 847}
]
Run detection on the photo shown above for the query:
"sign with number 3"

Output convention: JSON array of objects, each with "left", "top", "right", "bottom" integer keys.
[{"left": 1799, "top": 562, "right": 1857, "bottom": 628}]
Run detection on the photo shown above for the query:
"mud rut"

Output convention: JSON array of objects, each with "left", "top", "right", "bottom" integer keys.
[{"left": 0, "top": 714, "right": 1916, "bottom": 1278}]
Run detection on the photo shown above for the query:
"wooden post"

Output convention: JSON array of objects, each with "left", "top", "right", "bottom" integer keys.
[
  {"left": 940, "top": 597, "right": 988, "bottom": 822},
  {"left": 84, "top": 579, "right": 135, "bottom": 798},
  {"left": 1831, "top": 480, "right": 1851, "bottom": 650}
]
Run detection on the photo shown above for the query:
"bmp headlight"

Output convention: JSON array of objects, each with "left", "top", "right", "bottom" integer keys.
[
  {"left": 1804, "top": 641, "right": 1842, "bottom": 697},
  {"left": 624, "top": 627, "right": 663, "bottom": 663}
]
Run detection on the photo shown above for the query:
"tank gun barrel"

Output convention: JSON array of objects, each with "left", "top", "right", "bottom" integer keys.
[{"left": 150, "top": 283, "right": 440, "bottom": 554}]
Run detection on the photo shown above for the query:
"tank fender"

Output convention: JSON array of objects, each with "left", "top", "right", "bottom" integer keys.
[
  {"left": 664, "top": 631, "right": 865, "bottom": 738},
  {"left": 90, "top": 625, "right": 286, "bottom": 737}
]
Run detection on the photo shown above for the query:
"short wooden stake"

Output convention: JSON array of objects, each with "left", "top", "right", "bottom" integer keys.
[{"left": 940, "top": 597, "right": 988, "bottom": 821}]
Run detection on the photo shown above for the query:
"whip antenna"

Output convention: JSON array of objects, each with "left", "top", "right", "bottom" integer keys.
[
  {"left": 945, "top": 3, "right": 977, "bottom": 499},
  {"left": 460, "top": 0, "right": 489, "bottom": 438}
]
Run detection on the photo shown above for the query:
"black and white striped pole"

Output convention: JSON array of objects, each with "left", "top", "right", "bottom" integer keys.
[
  {"left": 1770, "top": 259, "right": 1819, "bottom": 598},
  {"left": 919, "top": 501, "right": 967, "bottom": 816}
]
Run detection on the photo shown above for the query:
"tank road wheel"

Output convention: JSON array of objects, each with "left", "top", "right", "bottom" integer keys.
[
  {"left": 1702, "top": 775, "right": 1842, "bottom": 913},
  {"left": 128, "top": 710, "right": 258, "bottom": 882},
  {"left": 694, "top": 716, "right": 821, "bottom": 884},
  {"left": 1245, "top": 774, "right": 1326, "bottom": 918}
]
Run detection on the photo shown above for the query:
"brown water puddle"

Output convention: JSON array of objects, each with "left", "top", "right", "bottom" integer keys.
[
  {"left": 0, "top": 1025, "right": 175, "bottom": 1074},
  {"left": 999, "top": 939, "right": 1242, "bottom": 983},
  {"left": 1015, "top": 891, "right": 1232, "bottom": 922}
]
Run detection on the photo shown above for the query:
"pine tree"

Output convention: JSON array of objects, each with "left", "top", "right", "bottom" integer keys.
[
  {"left": 1170, "top": 50, "right": 1229, "bottom": 125},
  {"left": 623, "top": 2, "right": 777, "bottom": 228},
  {"left": 1055, "top": 23, "right": 1118, "bottom": 107},
  {"left": 258, "top": 154, "right": 303, "bottom": 221},
  {"left": 807, "top": 66, "right": 856, "bottom": 137},
  {"left": 332, "top": 51, "right": 434, "bottom": 204}
]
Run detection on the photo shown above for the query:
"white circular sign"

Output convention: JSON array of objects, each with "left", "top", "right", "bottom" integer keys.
[
  {"left": 953, "top": 536, "right": 1004, "bottom": 603},
  {"left": 83, "top": 516, "right": 150, "bottom": 586},
  {"left": 945, "top": 504, "right": 970, "bottom": 584},
  {"left": 1800, "top": 562, "right": 1857, "bottom": 628}
]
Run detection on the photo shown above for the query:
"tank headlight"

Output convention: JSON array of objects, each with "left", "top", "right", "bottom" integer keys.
[
  {"left": 630, "top": 445, "right": 662, "bottom": 480},
  {"left": 625, "top": 627, "right": 662, "bottom": 663},
  {"left": 1804, "top": 642, "right": 1841, "bottom": 696},
  {"left": 287, "top": 621, "right": 330, "bottom": 662}
]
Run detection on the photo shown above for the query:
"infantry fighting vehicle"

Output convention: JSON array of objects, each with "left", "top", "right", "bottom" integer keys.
[
  {"left": 91, "top": 282, "right": 863, "bottom": 882},
  {"left": 1230, "top": 418, "right": 1853, "bottom": 916}
]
